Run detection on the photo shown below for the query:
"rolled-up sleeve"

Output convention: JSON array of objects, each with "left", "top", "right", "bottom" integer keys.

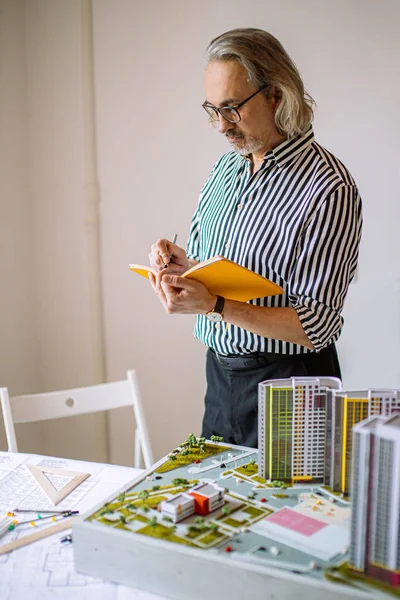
[{"left": 288, "top": 184, "right": 362, "bottom": 351}]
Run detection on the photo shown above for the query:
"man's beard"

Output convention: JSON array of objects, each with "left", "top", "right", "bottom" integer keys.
[{"left": 225, "top": 129, "right": 265, "bottom": 156}]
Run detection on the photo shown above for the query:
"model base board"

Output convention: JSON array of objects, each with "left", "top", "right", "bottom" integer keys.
[{"left": 73, "top": 440, "right": 397, "bottom": 599}]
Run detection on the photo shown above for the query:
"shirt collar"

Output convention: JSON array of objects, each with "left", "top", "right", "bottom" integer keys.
[{"left": 265, "top": 126, "right": 315, "bottom": 168}]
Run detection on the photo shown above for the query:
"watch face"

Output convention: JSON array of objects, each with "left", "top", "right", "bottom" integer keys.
[{"left": 206, "top": 311, "right": 223, "bottom": 323}]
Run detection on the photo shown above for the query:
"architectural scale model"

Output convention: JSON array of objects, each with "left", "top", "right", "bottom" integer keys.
[
  {"left": 258, "top": 377, "right": 400, "bottom": 496},
  {"left": 73, "top": 417, "right": 400, "bottom": 600}
]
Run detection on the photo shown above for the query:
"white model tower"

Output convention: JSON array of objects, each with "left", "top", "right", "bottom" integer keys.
[
  {"left": 368, "top": 389, "right": 400, "bottom": 417},
  {"left": 350, "top": 414, "right": 400, "bottom": 586},
  {"left": 258, "top": 377, "right": 341, "bottom": 482}
]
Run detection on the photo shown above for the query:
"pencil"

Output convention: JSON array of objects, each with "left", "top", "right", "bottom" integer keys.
[{"left": 164, "top": 233, "right": 178, "bottom": 268}]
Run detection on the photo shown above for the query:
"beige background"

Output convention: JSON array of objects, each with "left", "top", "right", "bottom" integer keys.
[{"left": 1, "top": 0, "right": 399, "bottom": 465}]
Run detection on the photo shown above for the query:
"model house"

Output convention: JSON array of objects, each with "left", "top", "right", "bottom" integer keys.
[
  {"left": 160, "top": 493, "right": 195, "bottom": 523},
  {"left": 160, "top": 482, "right": 225, "bottom": 523},
  {"left": 188, "top": 482, "right": 225, "bottom": 515}
]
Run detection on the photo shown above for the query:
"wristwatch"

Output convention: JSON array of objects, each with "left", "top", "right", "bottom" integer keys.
[{"left": 206, "top": 295, "right": 225, "bottom": 323}]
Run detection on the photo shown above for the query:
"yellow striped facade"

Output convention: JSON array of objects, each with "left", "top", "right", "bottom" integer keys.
[
  {"left": 267, "top": 387, "right": 293, "bottom": 481},
  {"left": 341, "top": 396, "right": 369, "bottom": 494}
]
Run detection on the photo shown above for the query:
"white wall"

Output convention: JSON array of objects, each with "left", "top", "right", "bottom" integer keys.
[
  {"left": 0, "top": 0, "right": 42, "bottom": 450},
  {"left": 1, "top": 0, "right": 399, "bottom": 463},
  {"left": 0, "top": 0, "right": 108, "bottom": 461},
  {"left": 301, "top": 0, "right": 400, "bottom": 389},
  {"left": 24, "top": 0, "right": 109, "bottom": 461},
  {"left": 94, "top": 0, "right": 400, "bottom": 462}
]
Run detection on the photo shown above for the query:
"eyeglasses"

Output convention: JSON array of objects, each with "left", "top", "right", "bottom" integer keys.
[{"left": 202, "top": 85, "right": 268, "bottom": 124}]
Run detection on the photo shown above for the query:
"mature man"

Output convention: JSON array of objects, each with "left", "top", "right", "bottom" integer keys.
[{"left": 149, "top": 28, "right": 362, "bottom": 448}]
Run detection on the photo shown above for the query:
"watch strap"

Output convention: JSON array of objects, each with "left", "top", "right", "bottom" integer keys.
[{"left": 213, "top": 295, "right": 225, "bottom": 316}]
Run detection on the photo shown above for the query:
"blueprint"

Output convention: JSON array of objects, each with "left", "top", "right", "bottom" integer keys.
[{"left": 0, "top": 452, "right": 164, "bottom": 600}]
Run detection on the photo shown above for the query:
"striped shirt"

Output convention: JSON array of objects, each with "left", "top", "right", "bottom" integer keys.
[{"left": 186, "top": 127, "right": 362, "bottom": 355}]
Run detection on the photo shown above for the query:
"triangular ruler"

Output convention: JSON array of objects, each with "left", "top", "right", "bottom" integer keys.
[{"left": 26, "top": 464, "right": 90, "bottom": 505}]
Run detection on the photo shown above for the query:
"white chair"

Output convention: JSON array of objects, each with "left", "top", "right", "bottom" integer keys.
[{"left": 0, "top": 369, "right": 154, "bottom": 469}]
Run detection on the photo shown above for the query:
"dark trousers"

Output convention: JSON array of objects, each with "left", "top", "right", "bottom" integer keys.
[{"left": 201, "top": 344, "right": 341, "bottom": 448}]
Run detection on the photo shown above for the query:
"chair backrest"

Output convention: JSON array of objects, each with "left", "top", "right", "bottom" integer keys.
[{"left": 0, "top": 369, "right": 154, "bottom": 469}]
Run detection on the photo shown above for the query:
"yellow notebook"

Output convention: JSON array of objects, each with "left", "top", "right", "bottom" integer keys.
[{"left": 129, "top": 256, "right": 283, "bottom": 302}]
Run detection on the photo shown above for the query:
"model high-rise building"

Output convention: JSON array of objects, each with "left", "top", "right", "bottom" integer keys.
[
  {"left": 259, "top": 379, "right": 400, "bottom": 494},
  {"left": 350, "top": 414, "right": 400, "bottom": 587},
  {"left": 325, "top": 389, "right": 400, "bottom": 496},
  {"left": 368, "top": 389, "right": 400, "bottom": 417},
  {"left": 324, "top": 391, "right": 369, "bottom": 496},
  {"left": 258, "top": 377, "right": 341, "bottom": 482}
]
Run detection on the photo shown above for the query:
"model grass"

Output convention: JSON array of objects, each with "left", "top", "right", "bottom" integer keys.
[
  {"left": 82, "top": 438, "right": 344, "bottom": 555},
  {"left": 235, "top": 462, "right": 258, "bottom": 476},
  {"left": 90, "top": 480, "right": 200, "bottom": 523},
  {"left": 86, "top": 436, "right": 275, "bottom": 551},
  {"left": 155, "top": 433, "right": 226, "bottom": 473}
]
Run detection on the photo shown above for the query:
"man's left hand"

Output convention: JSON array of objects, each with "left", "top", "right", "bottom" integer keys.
[{"left": 149, "top": 271, "right": 215, "bottom": 315}]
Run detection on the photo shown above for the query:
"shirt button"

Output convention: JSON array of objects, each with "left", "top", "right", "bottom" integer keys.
[
  {"left": 225, "top": 242, "right": 230, "bottom": 250},
  {"left": 215, "top": 323, "right": 220, "bottom": 329},
  {"left": 237, "top": 203, "right": 243, "bottom": 210}
]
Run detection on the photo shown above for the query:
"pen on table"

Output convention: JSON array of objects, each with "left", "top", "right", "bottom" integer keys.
[
  {"left": 13, "top": 508, "right": 79, "bottom": 515},
  {"left": 20, "top": 511, "right": 79, "bottom": 524},
  {"left": 7, "top": 510, "right": 79, "bottom": 531},
  {"left": 164, "top": 233, "right": 178, "bottom": 268}
]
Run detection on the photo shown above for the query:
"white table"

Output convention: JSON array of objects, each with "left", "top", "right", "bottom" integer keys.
[{"left": 0, "top": 451, "right": 164, "bottom": 600}]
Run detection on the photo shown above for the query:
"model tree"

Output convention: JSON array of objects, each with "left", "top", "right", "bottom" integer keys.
[
  {"left": 185, "top": 433, "right": 197, "bottom": 447},
  {"left": 172, "top": 477, "right": 189, "bottom": 486},
  {"left": 210, "top": 435, "right": 224, "bottom": 443}
]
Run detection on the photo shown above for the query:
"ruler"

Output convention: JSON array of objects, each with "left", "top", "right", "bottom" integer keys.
[
  {"left": 0, "top": 517, "right": 78, "bottom": 556},
  {"left": 26, "top": 464, "right": 90, "bottom": 505}
]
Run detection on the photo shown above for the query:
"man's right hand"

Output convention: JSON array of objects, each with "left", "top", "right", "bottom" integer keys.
[{"left": 149, "top": 238, "right": 190, "bottom": 275}]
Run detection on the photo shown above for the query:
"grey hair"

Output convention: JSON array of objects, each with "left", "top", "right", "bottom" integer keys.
[{"left": 205, "top": 28, "right": 315, "bottom": 138}]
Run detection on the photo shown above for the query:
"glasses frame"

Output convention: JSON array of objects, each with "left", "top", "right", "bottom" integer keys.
[{"left": 202, "top": 84, "right": 268, "bottom": 124}]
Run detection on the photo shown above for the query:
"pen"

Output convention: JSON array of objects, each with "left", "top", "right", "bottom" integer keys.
[
  {"left": 20, "top": 511, "right": 78, "bottom": 523},
  {"left": 164, "top": 233, "right": 178, "bottom": 268},
  {"left": 8, "top": 510, "right": 79, "bottom": 530},
  {"left": 13, "top": 508, "right": 79, "bottom": 515}
]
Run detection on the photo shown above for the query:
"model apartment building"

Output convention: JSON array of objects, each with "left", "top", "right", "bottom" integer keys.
[
  {"left": 368, "top": 389, "right": 400, "bottom": 417},
  {"left": 349, "top": 414, "right": 400, "bottom": 587},
  {"left": 258, "top": 378, "right": 400, "bottom": 495},
  {"left": 160, "top": 482, "right": 224, "bottom": 523},
  {"left": 258, "top": 377, "right": 341, "bottom": 483},
  {"left": 325, "top": 390, "right": 369, "bottom": 495}
]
